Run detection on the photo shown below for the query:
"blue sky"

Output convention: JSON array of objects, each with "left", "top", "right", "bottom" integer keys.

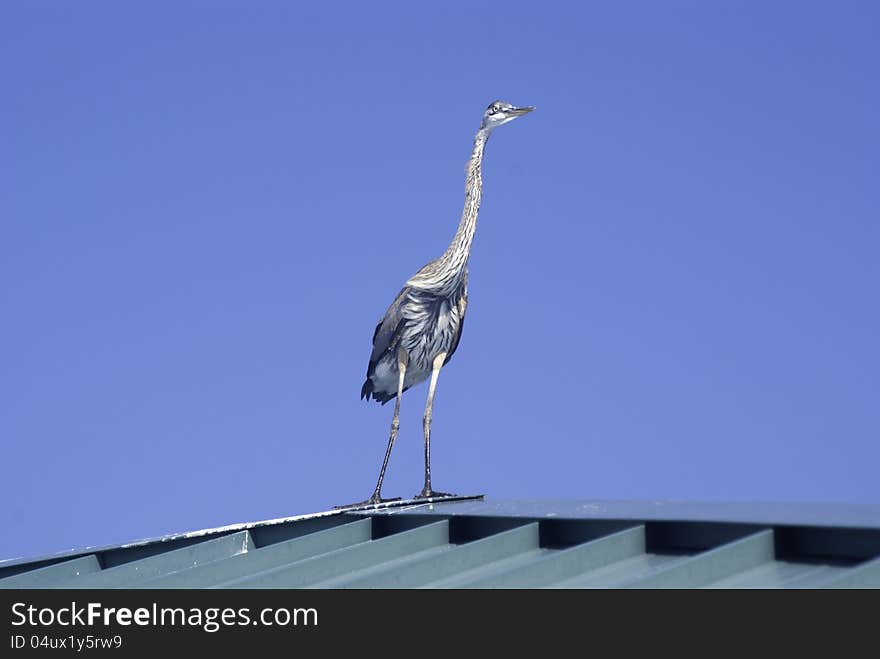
[{"left": 2, "top": 1, "right": 878, "bottom": 561}]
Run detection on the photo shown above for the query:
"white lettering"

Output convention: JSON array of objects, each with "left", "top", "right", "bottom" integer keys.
[{"left": 11, "top": 603, "right": 26, "bottom": 626}]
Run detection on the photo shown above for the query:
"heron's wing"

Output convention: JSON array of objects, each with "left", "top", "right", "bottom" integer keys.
[
  {"left": 367, "top": 286, "right": 409, "bottom": 367},
  {"left": 361, "top": 286, "right": 415, "bottom": 403}
]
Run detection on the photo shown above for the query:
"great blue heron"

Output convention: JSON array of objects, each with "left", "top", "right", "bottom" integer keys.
[{"left": 351, "top": 100, "right": 534, "bottom": 506}]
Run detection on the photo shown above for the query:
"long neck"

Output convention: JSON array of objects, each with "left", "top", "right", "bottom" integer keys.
[{"left": 409, "top": 127, "right": 490, "bottom": 292}]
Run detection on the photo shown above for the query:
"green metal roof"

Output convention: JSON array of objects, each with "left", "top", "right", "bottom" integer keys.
[{"left": 2, "top": 499, "right": 879, "bottom": 588}]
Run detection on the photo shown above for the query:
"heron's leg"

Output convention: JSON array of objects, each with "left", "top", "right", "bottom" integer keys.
[
  {"left": 335, "top": 352, "right": 408, "bottom": 510},
  {"left": 366, "top": 350, "right": 409, "bottom": 504},
  {"left": 416, "top": 353, "right": 455, "bottom": 499}
]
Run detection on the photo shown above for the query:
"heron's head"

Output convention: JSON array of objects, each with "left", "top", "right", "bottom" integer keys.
[{"left": 480, "top": 100, "right": 535, "bottom": 131}]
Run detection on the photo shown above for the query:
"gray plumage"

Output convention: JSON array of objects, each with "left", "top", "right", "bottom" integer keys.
[
  {"left": 360, "top": 274, "right": 468, "bottom": 404},
  {"left": 347, "top": 100, "right": 534, "bottom": 506}
]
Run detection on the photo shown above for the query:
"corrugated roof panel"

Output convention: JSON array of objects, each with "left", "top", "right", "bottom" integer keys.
[
  {"left": 819, "top": 556, "right": 880, "bottom": 588},
  {"left": 218, "top": 520, "right": 450, "bottom": 588},
  {"left": 69, "top": 531, "right": 252, "bottom": 588},
  {"left": 552, "top": 553, "right": 685, "bottom": 588},
  {"left": 318, "top": 523, "right": 541, "bottom": 589},
  {"left": 624, "top": 530, "right": 776, "bottom": 588},
  {"left": 3, "top": 499, "right": 879, "bottom": 589},
  {"left": 0, "top": 555, "right": 101, "bottom": 588},
  {"left": 423, "top": 549, "right": 553, "bottom": 589},
  {"left": 435, "top": 525, "right": 646, "bottom": 588},
  {"left": 139, "top": 518, "right": 373, "bottom": 588}
]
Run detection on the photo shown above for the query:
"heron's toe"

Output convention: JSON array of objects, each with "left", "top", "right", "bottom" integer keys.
[{"left": 414, "top": 489, "right": 456, "bottom": 500}]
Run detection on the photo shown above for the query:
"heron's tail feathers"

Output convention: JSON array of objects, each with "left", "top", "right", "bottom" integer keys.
[
  {"left": 360, "top": 378, "right": 373, "bottom": 401},
  {"left": 360, "top": 378, "right": 395, "bottom": 405}
]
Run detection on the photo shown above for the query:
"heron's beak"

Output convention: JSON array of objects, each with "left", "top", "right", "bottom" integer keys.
[{"left": 511, "top": 106, "right": 535, "bottom": 116}]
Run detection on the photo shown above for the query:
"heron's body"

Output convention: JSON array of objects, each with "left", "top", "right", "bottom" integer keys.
[
  {"left": 345, "top": 100, "right": 533, "bottom": 507},
  {"left": 361, "top": 274, "right": 468, "bottom": 404},
  {"left": 361, "top": 270, "right": 467, "bottom": 405}
]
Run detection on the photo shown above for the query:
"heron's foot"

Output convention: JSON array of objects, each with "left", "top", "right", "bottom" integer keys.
[
  {"left": 414, "top": 488, "right": 456, "bottom": 500},
  {"left": 334, "top": 493, "right": 401, "bottom": 510}
]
